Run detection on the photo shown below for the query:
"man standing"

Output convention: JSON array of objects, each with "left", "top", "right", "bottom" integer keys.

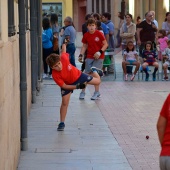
[
  {"left": 102, "top": 12, "right": 115, "bottom": 73},
  {"left": 62, "top": 16, "right": 76, "bottom": 67},
  {"left": 102, "top": 12, "right": 115, "bottom": 49},
  {"left": 137, "top": 11, "right": 157, "bottom": 56}
]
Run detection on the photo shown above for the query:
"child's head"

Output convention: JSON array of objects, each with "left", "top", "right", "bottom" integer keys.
[
  {"left": 86, "top": 18, "right": 97, "bottom": 33},
  {"left": 96, "top": 20, "right": 102, "bottom": 30},
  {"left": 42, "top": 17, "right": 50, "bottom": 30},
  {"left": 126, "top": 41, "right": 134, "bottom": 52},
  {"left": 46, "top": 53, "right": 62, "bottom": 71},
  {"left": 145, "top": 41, "right": 153, "bottom": 51},
  {"left": 158, "top": 29, "right": 166, "bottom": 38}
]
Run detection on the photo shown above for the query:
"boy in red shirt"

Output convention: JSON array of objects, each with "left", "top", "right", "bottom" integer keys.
[
  {"left": 78, "top": 18, "right": 108, "bottom": 100},
  {"left": 157, "top": 94, "right": 170, "bottom": 169},
  {"left": 46, "top": 42, "right": 103, "bottom": 131}
]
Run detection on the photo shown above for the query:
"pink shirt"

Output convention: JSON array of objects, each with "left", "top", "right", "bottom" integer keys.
[{"left": 158, "top": 37, "right": 168, "bottom": 52}]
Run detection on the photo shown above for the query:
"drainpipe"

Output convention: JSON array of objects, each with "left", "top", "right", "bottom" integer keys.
[
  {"left": 37, "top": 0, "right": 42, "bottom": 90},
  {"left": 18, "top": 0, "right": 28, "bottom": 151},
  {"left": 30, "top": 0, "right": 38, "bottom": 103}
]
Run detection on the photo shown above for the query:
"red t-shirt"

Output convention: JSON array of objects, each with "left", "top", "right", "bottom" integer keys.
[
  {"left": 160, "top": 94, "right": 170, "bottom": 156},
  {"left": 82, "top": 30, "right": 105, "bottom": 59},
  {"left": 52, "top": 52, "right": 81, "bottom": 87}
]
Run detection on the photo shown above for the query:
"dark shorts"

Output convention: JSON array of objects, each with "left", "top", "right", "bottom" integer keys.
[
  {"left": 145, "top": 60, "right": 155, "bottom": 66},
  {"left": 61, "top": 73, "right": 93, "bottom": 97}
]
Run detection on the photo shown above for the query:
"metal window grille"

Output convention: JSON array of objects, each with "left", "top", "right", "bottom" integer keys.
[
  {"left": 107, "top": 0, "right": 111, "bottom": 13},
  {"left": 101, "top": 0, "right": 105, "bottom": 13},
  {"left": 92, "top": 0, "right": 94, "bottom": 12}
]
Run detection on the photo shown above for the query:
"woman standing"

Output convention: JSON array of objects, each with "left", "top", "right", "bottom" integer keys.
[
  {"left": 120, "top": 14, "right": 136, "bottom": 74},
  {"left": 50, "top": 13, "right": 60, "bottom": 54},
  {"left": 162, "top": 12, "right": 170, "bottom": 39},
  {"left": 120, "top": 13, "right": 136, "bottom": 51},
  {"left": 42, "top": 17, "right": 53, "bottom": 79}
]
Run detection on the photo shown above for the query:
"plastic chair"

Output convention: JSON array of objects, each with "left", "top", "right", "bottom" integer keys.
[{"left": 103, "top": 48, "right": 116, "bottom": 80}]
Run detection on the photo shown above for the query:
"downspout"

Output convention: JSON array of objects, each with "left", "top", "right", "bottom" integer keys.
[
  {"left": 18, "top": 0, "right": 28, "bottom": 151},
  {"left": 37, "top": 0, "right": 42, "bottom": 90},
  {"left": 30, "top": 0, "right": 38, "bottom": 103}
]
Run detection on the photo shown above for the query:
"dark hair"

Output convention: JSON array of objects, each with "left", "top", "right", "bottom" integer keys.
[
  {"left": 42, "top": 17, "right": 50, "bottom": 30},
  {"left": 137, "top": 16, "right": 141, "bottom": 21},
  {"left": 50, "top": 13, "right": 58, "bottom": 24},
  {"left": 126, "top": 41, "right": 134, "bottom": 52},
  {"left": 158, "top": 29, "right": 167, "bottom": 38},
  {"left": 125, "top": 13, "right": 133, "bottom": 20},
  {"left": 118, "top": 12, "right": 124, "bottom": 20},
  {"left": 85, "top": 14, "right": 91, "bottom": 21},
  {"left": 92, "top": 13, "right": 101, "bottom": 20},
  {"left": 46, "top": 53, "right": 60, "bottom": 68},
  {"left": 96, "top": 21, "right": 103, "bottom": 30},
  {"left": 165, "top": 12, "right": 170, "bottom": 21},
  {"left": 102, "top": 12, "right": 111, "bottom": 20},
  {"left": 86, "top": 18, "right": 96, "bottom": 26},
  {"left": 144, "top": 41, "right": 153, "bottom": 50}
]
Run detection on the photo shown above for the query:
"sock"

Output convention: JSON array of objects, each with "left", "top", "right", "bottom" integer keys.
[
  {"left": 143, "top": 68, "right": 148, "bottom": 75},
  {"left": 153, "top": 68, "right": 158, "bottom": 75}
]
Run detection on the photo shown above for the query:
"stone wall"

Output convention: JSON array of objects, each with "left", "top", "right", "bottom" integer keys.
[{"left": 0, "top": 32, "right": 32, "bottom": 170}]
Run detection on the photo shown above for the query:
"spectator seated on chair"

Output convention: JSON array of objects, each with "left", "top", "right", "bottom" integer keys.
[
  {"left": 162, "top": 40, "right": 170, "bottom": 81},
  {"left": 122, "top": 41, "right": 140, "bottom": 81},
  {"left": 141, "top": 41, "right": 158, "bottom": 81}
]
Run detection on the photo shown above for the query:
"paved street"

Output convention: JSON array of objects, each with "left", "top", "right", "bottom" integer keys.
[{"left": 17, "top": 48, "right": 170, "bottom": 170}]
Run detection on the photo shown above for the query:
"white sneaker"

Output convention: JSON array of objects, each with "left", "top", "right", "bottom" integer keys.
[
  {"left": 79, "top": 91, "right": 85, "bottom": 100},
  {"left": 91, "top": 91, "right": 100, "bottom": 100},
  {"left": 50, "top": 75, "right": 53, "bottom": 79},
  {"left": 43, "top": 74, "right": 48, "bottom": 79}
]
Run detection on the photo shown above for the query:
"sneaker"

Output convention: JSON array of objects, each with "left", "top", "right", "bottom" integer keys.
[
  {"left": 152, "top": 73, "right": 156, "bottom": 81},
  {"left": 79, "top": 91, "right": 85, "bottom": 100},
  {"left": 57, "top": 122, "right": 65, "bottom": 131},
  {"left": 162, "top": 76, "right": 169, "bottom": 81},
  {"left": 124, "top": 74, "right": 128, "bottom": 81},
  {"left": 91, "top": 91, "right": 100, "bottom": 100},
  {"left": 130, "top": 74, "right": 135, "bottom": 81},
  {"left": 91, "top": 67, "right": 103, "bottom": 77},
  {"left": 145, "top": 74, "right": 149, "bottom": 81},
  {"left": 43, "top": 74, "right": 48, "bottom": 79},
  {"left": 50, "top": 75, "right": 53, "bottom": 79}
]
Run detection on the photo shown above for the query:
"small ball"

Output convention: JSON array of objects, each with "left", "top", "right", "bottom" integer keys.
[{"left": 146, "top": 135, "right": 149, "bottom": 139}]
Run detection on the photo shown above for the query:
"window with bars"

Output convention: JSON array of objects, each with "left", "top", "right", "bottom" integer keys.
[
  {"left": 107, "top": 0, "right": 111, "bottom": 13},
  {"left": 101, "top": 0, "right": 105, "bottom": 13}
]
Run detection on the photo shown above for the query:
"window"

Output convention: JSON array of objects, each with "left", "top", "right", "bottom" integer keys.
[
  {"left": 8, "top": 0, "right": 16, "bottom": 36},
  {"left": 96, "top": 0, "right": 99, "bottom": 13},
  {"left": 107, "top": 0, "right": 111, "bottom": 13},
  {"left": 92, "top": 0, "right": 94, "bottom": 12},
  {"left": 101, "top": 0, "right": 105, "bottom": 13},
  {"left": 42, "top": 3, "right": 62, "bottom": 27}
]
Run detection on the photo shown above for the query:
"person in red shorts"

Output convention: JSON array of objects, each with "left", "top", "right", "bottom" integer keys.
[
  {"left": 157, "top": 94, "right": 170, "bottom": 170},
  {"left": 78, "top": 18, "right": 108, "bottom": 100},
  {"left": 141, "top": 41, "right": 159, "bottom": 81},
  {"left": 46, "top": 41, "right": 103, "bottom": 131}
]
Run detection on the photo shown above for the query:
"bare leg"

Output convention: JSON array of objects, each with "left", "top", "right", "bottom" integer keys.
[
  {"left": 60, "top": 92, "right": 72, "bottom": 122},
  {"left": 133, "top": 62, "right": 140, "bottom": 75},
  {"left": 122, "top": 61, "right": 127, "bottom": 75}
]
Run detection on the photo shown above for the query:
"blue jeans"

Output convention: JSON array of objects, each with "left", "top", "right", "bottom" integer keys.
[{"left": 66, "top": 43, "right": 76, "bottom": 67}]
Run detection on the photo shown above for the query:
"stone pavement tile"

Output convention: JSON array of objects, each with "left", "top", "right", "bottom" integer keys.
[
  {"left": 88, "top": 80, "right": 169, "bottom": 170},
  {"left": 17, "top": 78, "right": 132, "bottom": 170}
]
